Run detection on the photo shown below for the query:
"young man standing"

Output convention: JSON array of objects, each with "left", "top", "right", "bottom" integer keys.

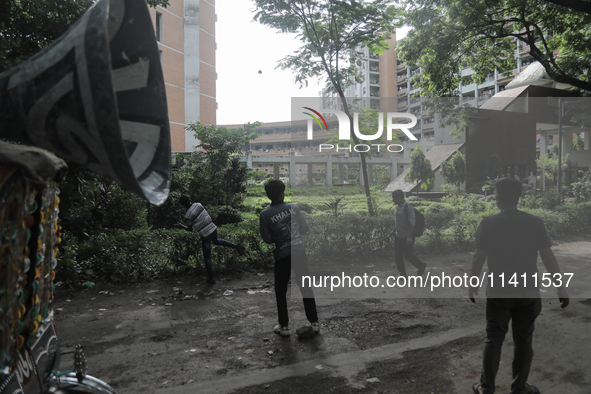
[
  {"left": 391, "top": 189, "right": 427, "bottom": 277},
  {"left": 176, "top": 195, "right": 245, "bottom": 284},
  {"left": 259, "top": 180, "right": 318, "bottom": 336},
  {"left": 469, "top": 178, "right": 569, "bottom": 394}
]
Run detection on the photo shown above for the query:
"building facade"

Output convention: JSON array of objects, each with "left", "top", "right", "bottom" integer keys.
[{"left": 148, "top": 0, "right": 216, "bottom": 153}]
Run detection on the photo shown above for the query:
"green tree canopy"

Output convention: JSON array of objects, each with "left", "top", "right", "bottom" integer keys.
[
  {"left": 184, "top": 121, "right": 260, "bottom": 205},
  {"left": 397, "top": 0, "right": 591, "bottom": 95},
  {"left": 1, "top": 0, "right": 170, "bottom": 72},
  {"left": 405, "top": 145, "right": 435, "bottom": 194},
  {"left": 536, "top": 151, "right": 568, "bottom": 186},
  {"left": 253, "top": 0, "right": 403, "bottom": 215},
  {"left": 441, "top": 151, "right": 466, "bottom": 192}
]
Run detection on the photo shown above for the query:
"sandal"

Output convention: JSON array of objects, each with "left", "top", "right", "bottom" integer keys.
[{"left": 472, "top": 382, "right": 482, "bottom": 394}]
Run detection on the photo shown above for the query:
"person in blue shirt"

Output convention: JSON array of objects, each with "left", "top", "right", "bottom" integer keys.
[{"left": 259, "top": 180, "right": 318, "bottom": 336}]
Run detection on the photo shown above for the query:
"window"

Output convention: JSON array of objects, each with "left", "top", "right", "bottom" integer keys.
[
  {"left": 156, "top": 12, "right": 163, "bottom": 42},
  {"left": 159, "top": 50, "right": 163, "bottom": 65}
]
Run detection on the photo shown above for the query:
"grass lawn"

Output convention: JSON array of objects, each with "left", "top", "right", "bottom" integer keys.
[{"left": 244, "top": 185, "right": 396, "bottom": 216}]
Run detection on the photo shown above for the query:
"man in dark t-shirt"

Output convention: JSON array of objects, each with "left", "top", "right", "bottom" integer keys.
[
  {"left": 260, "top": 180, "right": 318, "bottom": 337},
  {"left": 469, "top": 178, "right": 569, "bottom": 394}
]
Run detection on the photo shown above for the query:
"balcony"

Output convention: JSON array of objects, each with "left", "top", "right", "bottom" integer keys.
[{"left": 253, "top": 131, "right": 336, "bottom": 142}]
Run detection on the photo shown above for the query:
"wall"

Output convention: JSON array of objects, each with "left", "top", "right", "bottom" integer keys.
[{"left": 465, "top": 109, "right": 536, "bottom": 189}]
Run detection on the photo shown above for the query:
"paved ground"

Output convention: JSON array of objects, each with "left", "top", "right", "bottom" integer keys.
[{"left": 53, "top": 235, "right": 591, "bottom": 394}]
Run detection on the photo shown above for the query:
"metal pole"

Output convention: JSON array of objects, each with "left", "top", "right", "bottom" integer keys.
[{"left": 557, "top": 98, "right": 563, "bottom": 199}]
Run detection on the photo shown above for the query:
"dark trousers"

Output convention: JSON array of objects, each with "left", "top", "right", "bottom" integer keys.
[
  {"left": 480, "top": 298, "right": 542, "bottom": 394},
  {"left": 274, "top": 250, "right": 318, "bottom": 327},
  {"left": 394, "top": 235, "right": 425, "bottom": 276},
  {"left": 201, "top": 229, "right": 236, "bottom": 280}
]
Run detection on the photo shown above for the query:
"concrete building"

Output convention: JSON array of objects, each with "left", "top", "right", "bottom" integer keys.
[
  {"left": 348, "top": 32, "right": 591, "bottom": 194},
  {"left": 148, "top": 0, "right": 216, "bottom": 153}
]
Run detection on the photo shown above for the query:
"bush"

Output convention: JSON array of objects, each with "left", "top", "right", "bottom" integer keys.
[
  {"left": 538, "top": 191, "right": 561, "bottom": 210},
  {"left": 207, "top": 206, "right": 243, "bottom": 225},
  {"left": 552, "top": 202, "right": 591, "bottom": 234},
  {"left": 423, "top": 203, "right": 456, "bottom": 246},
  {"left": 55, "top": 231, "right": 80, "bottom": 282},
  {"left": 297, "top": 202, "right": 314, "bottom": 214},
  {"left": 102, "top": 185, "right": 147, "bottom": 230},
  {"left": 519, "top": 191, "right": 540, "bottom": 210},
  {"left": 254, "top": 201, "right": 271, "bottom": 214},
  {"left": 305, "top": 214, "right": 396, "bottom": 260},
  {"left": 148, "top": 189, "right": 188, "bottom": 229},
  {"left": 75, "top": 228, "right": 169, "bottom": 281},
  {"left": 572, "top": 171, "right": 591, "bottom": 202}
]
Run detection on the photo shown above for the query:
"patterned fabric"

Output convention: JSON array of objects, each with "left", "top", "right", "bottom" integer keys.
[{"left": 0, "top": 166, "right": 60, "bottom": 384}]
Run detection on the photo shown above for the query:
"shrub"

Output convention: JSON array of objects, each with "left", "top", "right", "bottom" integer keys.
[
  {"left": 304, "top": 214, "right": 396, "bottom": 260},
  {"left": 572, "top": 171, "right": 591, "bottom": 202},
  {"left": 553, "top": 202, "right": 591, "bottom": 234},
  {"left": 297, "top": 202, "right": 314, "bottom": 214},
  {"left": 54, "top": 231, "right": 80, "bottom": 282},
  {"left": 538, "top": 191, "right": 561, "bottom": 210},
  {"left": 149, "top": 189, "right": 188, "bottom": 229},
  {"left": 207, "top": 206, "right": 243, "bottom": 225},
  {"left": 102, "top": 185, "right": 147, "bottom": 230},
  {"left": 254, "top": 201, "right": 271, "bottom": 214},
  {"left": 423, "top": 203, "right": 456, "bottom": 246},
  {"left": 75, "top": 228, "right": 169, "bottom": 281}
]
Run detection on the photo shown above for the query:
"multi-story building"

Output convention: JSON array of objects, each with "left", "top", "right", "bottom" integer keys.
[
  {"left": 231, "top": 28, "right": 588, "bottom": 190},
  {"left": 343, "top": 31, "right": 590, "bottom": 193},
  {"left": 148, "top": 0, "right": 216, "bottom": 153}
]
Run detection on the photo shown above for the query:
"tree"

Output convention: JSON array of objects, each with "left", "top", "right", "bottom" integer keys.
[
  {"left": 405, "top": 146, "right": 435, "bottom": 194},
  {"left": 573, "top": 133, "right": 584, "bottom": 151},
  {"left": 441, "top": 151, "right": 466, "bottom": 192},
  {"left": 397, "top": 0, "right": 591, "bottom": 95},
  {"left": 222, "top": 156, "right": 251, "bottom": 207},
  {"left": 1, "top": 0, "right": 170, "bottom": 73},
  {"left": 185, "top": 122, "right": 260, "bottom": 205},
  {"left": 253, "top": 0, "right": 402, "bottom": 216},
  {"left": 536, "top": 152, "right": 568, "bottom": 187}
]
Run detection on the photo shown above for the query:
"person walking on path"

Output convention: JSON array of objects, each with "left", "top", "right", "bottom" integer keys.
[
  {"left": 176, "top": 194, "right": 246, "bottom": 284},
  {"left": 391, "top": 189, "right": 426, "bottom": 277},
  {"left": 259, "top": 180, "right": 319, "bottom": 337},
  {"left": 469, "top": 177, "right": 569, "bottom": 394}
]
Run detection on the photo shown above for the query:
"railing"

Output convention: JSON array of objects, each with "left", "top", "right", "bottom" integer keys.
[{"left": 254, "top": 131, "right": 336, "bottom": 141}]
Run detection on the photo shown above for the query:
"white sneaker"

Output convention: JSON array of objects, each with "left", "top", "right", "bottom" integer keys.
[
  {"left": 274, "top": 325, "right": 290, "bottom": 336},
  {"left": 311, "top": 322, "right": 320, "bottom": 334}
]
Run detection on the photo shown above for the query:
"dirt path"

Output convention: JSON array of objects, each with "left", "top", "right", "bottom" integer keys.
[{"left": 53, "top": 235, "right": 591, "bottom": 393}]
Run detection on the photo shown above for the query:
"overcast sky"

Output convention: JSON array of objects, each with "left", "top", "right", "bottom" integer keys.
[{"left": 215, "top": 1, "right": 409, "bottom": 126}]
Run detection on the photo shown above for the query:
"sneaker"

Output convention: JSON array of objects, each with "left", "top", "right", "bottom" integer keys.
[
  {"left": 236, "top": 244, "right": 247, "bottom": 256},
  {"left": 311, "top": 322, "right": 320, "bottom": 334},
  {"left": 206, "top": 278, "right": 216, "bottom": 284},
  {"left": 274, "top": 324, "right": 290, "bottom": 336}
]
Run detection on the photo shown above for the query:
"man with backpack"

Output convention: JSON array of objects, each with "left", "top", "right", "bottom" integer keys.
[{"left": 391, "top": 189, "right": 427, "bottom": 277}]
